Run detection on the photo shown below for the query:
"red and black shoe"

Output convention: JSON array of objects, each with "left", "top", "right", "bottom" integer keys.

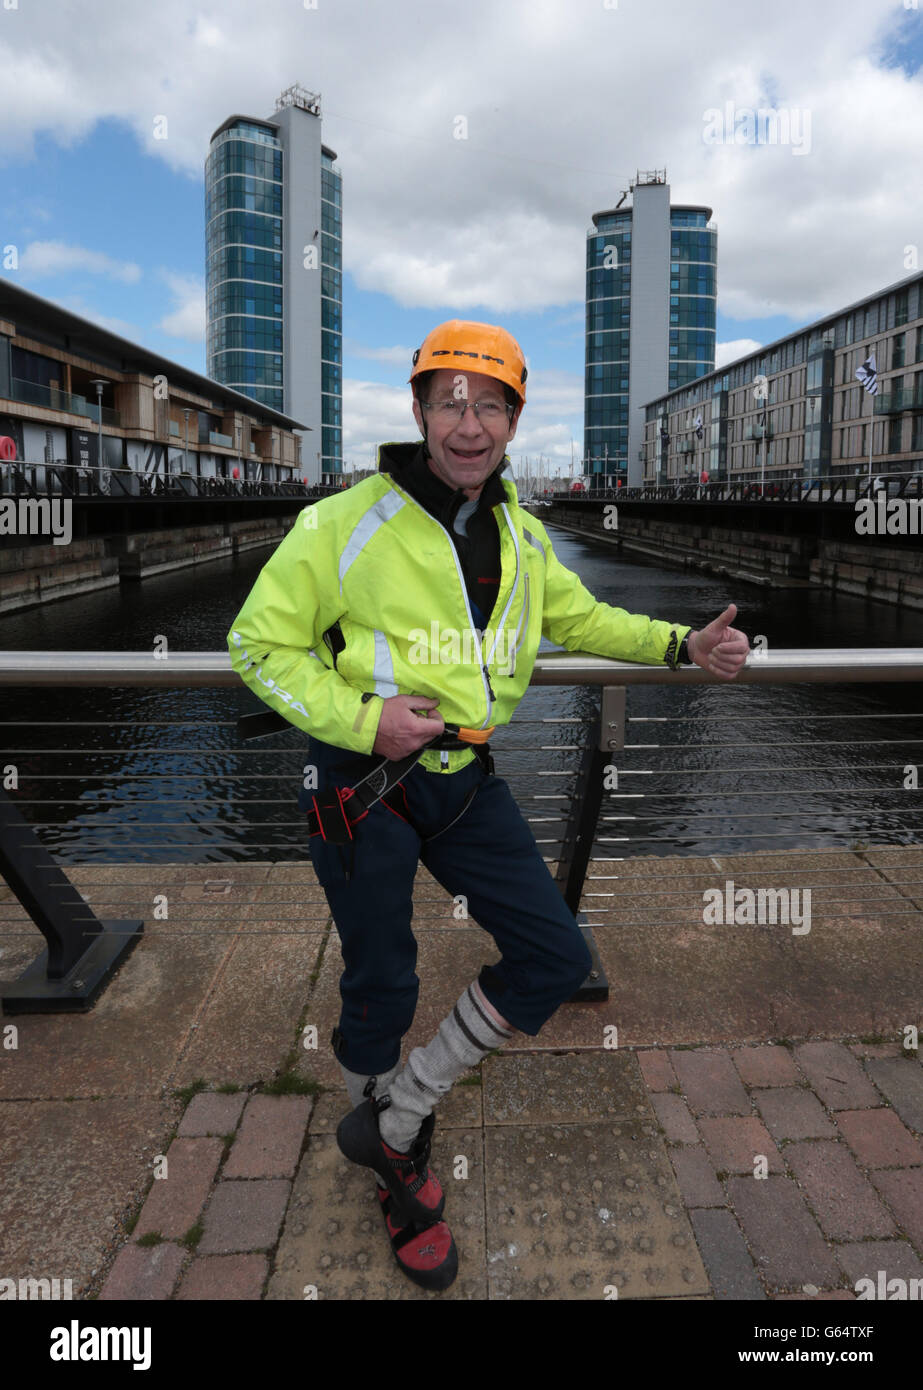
[
  {"left": 336, "top": 1082, "right": 444, "bottom": 1228},
  {"left": 376, "top": 1186, "right": 458, "bottom": 1292}
]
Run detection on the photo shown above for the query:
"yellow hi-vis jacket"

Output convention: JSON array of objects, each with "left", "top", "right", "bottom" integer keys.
[{"left": 227, "top": 447, "right": 691, "bottom": 774}]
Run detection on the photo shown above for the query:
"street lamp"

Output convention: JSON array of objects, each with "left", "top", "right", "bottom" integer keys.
[
  {"left": 806, "top": 396, "right": 819, "bottom": 488},
  {"left": 89, "top": 379, "right": 109, "bottom": 488}
]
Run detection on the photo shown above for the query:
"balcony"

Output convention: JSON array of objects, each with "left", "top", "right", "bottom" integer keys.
[
  {"left": 209, "top": 431, "right": 234, "bottom": 448},
  {"left": 8, "top": 378, "right": 120, "bottom": 427},
  {"left": 874, "top": 386, "right": 923, "bottom": 415}
]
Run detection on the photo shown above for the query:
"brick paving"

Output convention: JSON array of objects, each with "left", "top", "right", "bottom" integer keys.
[{"left": 86, "top": 1037, "right": 923, "bottom": 1301}]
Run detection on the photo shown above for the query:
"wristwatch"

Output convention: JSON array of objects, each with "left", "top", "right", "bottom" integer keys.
[{"left": 664, "top": 630, "right": 692, "bottom": 669}]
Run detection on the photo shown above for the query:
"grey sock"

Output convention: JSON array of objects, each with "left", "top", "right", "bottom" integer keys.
[
  {"left": 378, "top": 980, "right": 513, "bottom": 1153},
  {"left": 338, "top": 1059, "right": 402, "bottom": 1110},
  {"left": 338, "top": 1059, "right": 402, "bottom": 1188}
]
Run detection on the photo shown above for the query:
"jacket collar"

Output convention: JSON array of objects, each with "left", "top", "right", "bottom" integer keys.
[{"left": 377, "top": 441, "right": 511, "bottom": 528}]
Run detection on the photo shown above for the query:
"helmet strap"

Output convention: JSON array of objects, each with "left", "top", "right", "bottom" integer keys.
[{"left": 414, "top": 388, "right": 430, "bottom": 452}]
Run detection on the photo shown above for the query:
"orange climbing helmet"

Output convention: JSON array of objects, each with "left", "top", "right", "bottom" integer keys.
[{"left": 409, "top": 320, "right": 528, "bottom": 405}]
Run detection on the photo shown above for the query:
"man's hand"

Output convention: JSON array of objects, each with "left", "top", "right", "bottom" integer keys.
[
  {"left": 687, "top": 603, "right": 749, "bottom": 679},
  {"left": 372, "top": 694, "right": 445, "bottom": 759}
]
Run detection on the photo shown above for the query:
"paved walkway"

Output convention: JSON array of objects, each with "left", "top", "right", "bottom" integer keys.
[{"left": 0, "top": 848, "right": 921, "bottom": 1301}]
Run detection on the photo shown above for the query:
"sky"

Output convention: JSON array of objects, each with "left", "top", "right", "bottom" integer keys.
[{"left": 1, "top": 0, "right": 921, "bottom": 480}]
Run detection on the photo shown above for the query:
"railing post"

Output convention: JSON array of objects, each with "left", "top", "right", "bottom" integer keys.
[
  {"left": 0, "top": 788, "right": 143, "bottom": 1013},
  {"left": 557, "top": 686, "right": 625, "bottom": 1004}
]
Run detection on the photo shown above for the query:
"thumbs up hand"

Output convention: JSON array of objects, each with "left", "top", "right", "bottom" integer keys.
[{"left": 687, "top": 603, "right": 749, "bottom": 679}]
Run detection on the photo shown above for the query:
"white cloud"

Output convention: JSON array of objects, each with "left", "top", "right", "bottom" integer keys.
[
  {"left": 341, "top": 379, "right": 419, "bottom": 469},
  {"left": 344, "top": 340, "right": 415, "bottom": 366},
  {"left": 19, "top": 240, "right": 141, "bottom": 283},
  {"left": 716, "top": 338, "right": 763, "bottom": 370},
  {"left": 508, "top": 421, "right": 579, "bottom": 474},
  {"left": 191, "top": 17, "right": 226, "bottom": 49},
  {"left": 1, "top": 0, "right": 920, "bottom": 333},
  {"left": 158, "top": 271, "right": 206, "bottom": 341},
  {"left": 520, "top": 368, "right": 583, "bottom": 420},
  {"left": 347, "top": 212, "right": 580, "bottom": 312}
]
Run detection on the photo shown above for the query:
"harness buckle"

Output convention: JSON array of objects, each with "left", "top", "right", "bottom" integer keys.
[{"left": 310, "top": 787, "right": 354, "bottom": 843}]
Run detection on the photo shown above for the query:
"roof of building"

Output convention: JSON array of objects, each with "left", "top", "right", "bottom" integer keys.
[
  {"left": 209, "top": 114, "right": 280, "bottom": 142},
  {"left": 208, "top": 114, "right": 338, "bottom": 163},
  {"left": 0, "top": 277, "right": 307, "bottom": 430},
  {"left": 591, "top": 201, "right": 713, "bottom": 225}
]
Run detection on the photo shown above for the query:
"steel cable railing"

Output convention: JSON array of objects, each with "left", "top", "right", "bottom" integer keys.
[{"left": 1, "top": 648, "right": 922, "bottom": 1009}]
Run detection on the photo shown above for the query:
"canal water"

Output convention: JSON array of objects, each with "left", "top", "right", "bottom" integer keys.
[{"left": 1, "top": 523, "right": 922, "bottom": 863}]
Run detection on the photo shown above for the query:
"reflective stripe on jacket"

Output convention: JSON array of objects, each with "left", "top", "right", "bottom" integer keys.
[{"left": 227, "top": 446, "right": 691, "bottom": 773}]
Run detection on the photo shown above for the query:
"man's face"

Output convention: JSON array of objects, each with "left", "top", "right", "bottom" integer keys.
[{"left": 412, "top": 368, "right": 521, "bottom": 498}]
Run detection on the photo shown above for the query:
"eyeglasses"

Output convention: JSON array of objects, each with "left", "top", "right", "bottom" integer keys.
[{"left": 420, "top": 398, "right": 514, "bottom": 425}]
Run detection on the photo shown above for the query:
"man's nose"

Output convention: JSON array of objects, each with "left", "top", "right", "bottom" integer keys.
[{"left": 455, "top": 403, "right": 486, "bottom": 434}]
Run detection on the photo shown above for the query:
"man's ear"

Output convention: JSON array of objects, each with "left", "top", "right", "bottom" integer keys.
[
  {"left": 507, "top": 401, "right": 523, "bottom": 443},
  {"left": 411, "top": 396, "right": 424, "bottom": 436}
]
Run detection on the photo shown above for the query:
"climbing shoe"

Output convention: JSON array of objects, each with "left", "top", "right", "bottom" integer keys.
[
  {"left": 336, "top": 1083, "right": 445, "bottom": 1228},
  {"left": 376, "top": 1187, "right": 458, "bottom": 1292}
]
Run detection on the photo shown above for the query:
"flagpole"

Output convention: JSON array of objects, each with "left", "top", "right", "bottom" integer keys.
[
  {"left": 867, "top": 339, "right": 876, "bottom": 490},
  {"left": 855, "top": 344, "right": 879, "bottom": 494}
]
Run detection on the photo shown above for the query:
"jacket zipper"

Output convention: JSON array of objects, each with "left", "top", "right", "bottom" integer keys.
[
  {"left": 482, "top": 502, "right": 520, "bottom": 679},
  {"left": 509, "top": 572, "right": 531, "bottom": 675},
  {"left": 387, "top": 480, "right": 520, "bottom": 728}
]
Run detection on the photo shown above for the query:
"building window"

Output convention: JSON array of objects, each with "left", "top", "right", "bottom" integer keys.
[
  {"left": 892, "top": 333, "right": 906, "bottom": 370},
  {"left": 912, "top": 413, "right": 923, "bottom": 452}
]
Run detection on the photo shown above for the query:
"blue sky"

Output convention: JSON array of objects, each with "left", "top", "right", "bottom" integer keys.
[{"left": 1, "top": 0, "right": 920, "bottom": 476}]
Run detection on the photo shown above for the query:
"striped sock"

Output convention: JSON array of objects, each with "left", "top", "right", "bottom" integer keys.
[
  {"left": 338, "top": 1059, "right": 402, "bottom": 1111},
  {"left": 378, "top": 980, "right": 514, "bottom": 1154}
]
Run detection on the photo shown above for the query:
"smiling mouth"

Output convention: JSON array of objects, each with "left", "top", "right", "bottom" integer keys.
[{"left": 448, "top": 447, "right": 489, "bottom": 461}]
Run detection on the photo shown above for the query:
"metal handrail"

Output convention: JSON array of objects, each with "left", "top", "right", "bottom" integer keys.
[
  {"left": 545, "top": 473, "right": 923, "bottom": 505},
  {"left": 0, "top": 464, "right": 338, "bottom": 503},
  {"left": 1, "top": 649, "right": 922, "bottom": 687},
  {"left": 3, "top": 648, "right": 922, "bottom": 1012}
]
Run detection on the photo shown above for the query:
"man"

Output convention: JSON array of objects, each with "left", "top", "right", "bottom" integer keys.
[{"left": 227, "top": 320, "right": 749, "bottom": 1292}]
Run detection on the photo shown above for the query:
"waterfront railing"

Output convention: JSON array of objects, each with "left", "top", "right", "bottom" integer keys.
[
  {"left": 0, "top": 462, "right": 340, "bottom": 502},
  {"left": 543, "top": 469, "right": 923, "bottom": 506},
  {"left": 1, "top": 648, "right": 922, "bottom": 1014}
]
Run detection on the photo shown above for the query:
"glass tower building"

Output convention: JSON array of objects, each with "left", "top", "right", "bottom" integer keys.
[
  {"left": 206, "top": 85, "right": 342, "bottom": 483},
  {"left": 585, "top": 171, "right": 716, "bottom": 486}
]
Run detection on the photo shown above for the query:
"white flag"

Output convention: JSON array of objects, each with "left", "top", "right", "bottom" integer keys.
[
  {"left": 693, "top": 413, "right": 704, "bottom": 439},
  {"left": 856, "top": 354, "right": 878, "bottom": 395}
]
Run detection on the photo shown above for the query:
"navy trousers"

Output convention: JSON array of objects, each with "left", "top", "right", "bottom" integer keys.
[{"left": 301, "top": 735, "right": 592, "bottom": 1076}]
